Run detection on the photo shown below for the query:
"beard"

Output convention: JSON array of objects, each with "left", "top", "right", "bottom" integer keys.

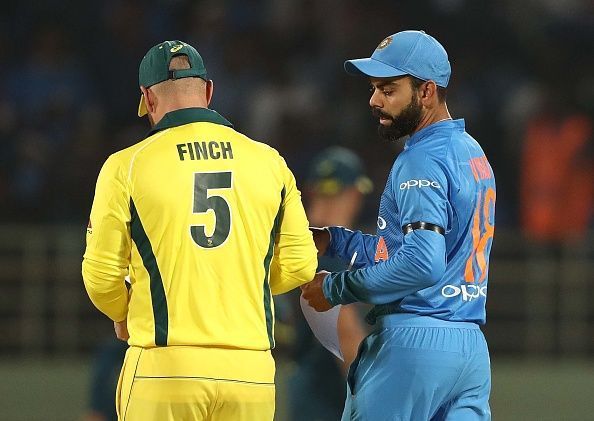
[{"left": 372, "top": 93, "right": 423, "bottom": 142}]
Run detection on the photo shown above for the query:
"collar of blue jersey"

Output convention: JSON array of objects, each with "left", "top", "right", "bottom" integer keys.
[
  {"left": 147, "top": 107, "right": 233, "bottom": 136},
  {"left": 404, "top": 118, "right": 464, "bottom": 149}
]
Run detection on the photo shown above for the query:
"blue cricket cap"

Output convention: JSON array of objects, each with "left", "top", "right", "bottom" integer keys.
[{"left": 344, "top": 30, "right": 451, "bottom": 87}]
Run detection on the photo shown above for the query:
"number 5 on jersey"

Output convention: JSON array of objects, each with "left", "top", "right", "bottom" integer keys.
[{"left": 191, "top": 171, "right": 232, "bottom": 248}]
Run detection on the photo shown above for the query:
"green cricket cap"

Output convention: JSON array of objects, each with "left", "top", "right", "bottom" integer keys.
[
  {"left": 308, "top": 147, "right": 373, "bottom": 196},
  {"left": 138, "top": 40, "right": 208, "bottom": 117}
]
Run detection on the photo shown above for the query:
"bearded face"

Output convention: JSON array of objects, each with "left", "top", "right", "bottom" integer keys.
[{"left": 371, "top": 88, "right": 423, "bottom": 143}]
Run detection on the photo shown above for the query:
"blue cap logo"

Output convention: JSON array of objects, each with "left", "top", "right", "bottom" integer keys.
[{"left": 377, "top": 36, "right": 393, "bottom": 50}]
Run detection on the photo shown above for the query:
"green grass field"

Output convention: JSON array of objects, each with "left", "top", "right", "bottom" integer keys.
[{"left": 2, "top": 358, "right": 593, "bottom": 420}]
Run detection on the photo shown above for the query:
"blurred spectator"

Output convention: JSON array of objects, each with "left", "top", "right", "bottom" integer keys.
[{"left": 280, "top": 146, "right": 373, "bottom": 421}]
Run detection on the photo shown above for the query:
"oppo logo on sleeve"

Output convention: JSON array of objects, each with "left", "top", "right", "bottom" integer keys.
[{"left": 399, "top": 179, "right": 441, "bottom": 190}]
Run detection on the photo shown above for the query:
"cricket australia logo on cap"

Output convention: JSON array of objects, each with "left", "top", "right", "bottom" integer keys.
[{"left": 377, "top": 36, "right": 393, "bottom": 50}]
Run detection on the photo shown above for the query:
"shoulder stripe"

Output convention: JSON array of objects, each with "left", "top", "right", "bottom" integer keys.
[{"left": 130, "top": 199, "right": 168, "bottom": 346}]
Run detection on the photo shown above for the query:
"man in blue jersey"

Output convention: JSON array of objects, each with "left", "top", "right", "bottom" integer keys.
[{"left": 301, "top": 30, "right": 495, "bottom": 420}]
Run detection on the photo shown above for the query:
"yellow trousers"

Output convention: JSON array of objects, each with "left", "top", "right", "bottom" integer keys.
[{"left": 116, "top": 346, "right": 276, "bottom": 421}]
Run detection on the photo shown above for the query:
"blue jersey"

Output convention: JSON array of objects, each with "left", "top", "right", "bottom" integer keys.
[{"left": 322, "top": 119, "right": 495, "bottom": 324}]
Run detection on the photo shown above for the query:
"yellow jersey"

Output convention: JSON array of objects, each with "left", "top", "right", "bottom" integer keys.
[{"left": 82, "top": 107, "right": 317, "bottom": 350}]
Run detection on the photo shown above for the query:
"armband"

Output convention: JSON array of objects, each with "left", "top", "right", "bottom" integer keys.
[{"left": 402, "top": 221, "right": 445, "bottom": 235}]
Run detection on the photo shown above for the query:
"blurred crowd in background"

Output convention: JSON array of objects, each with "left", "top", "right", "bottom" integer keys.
[
  {"left": 1, "top": 1, "right": 593, "bottom": 419},
  {"left": 1, "top": 0, "right": 592, "bottom": 239}
]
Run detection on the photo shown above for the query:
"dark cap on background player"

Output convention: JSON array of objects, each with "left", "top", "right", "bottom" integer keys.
[
  {"left": 137, "top": 40, "right": 208, "bottom": 117},
  {"left": 307, "top": 146, "right": 373, "bottom": 196},
  {"left": 344, "top": 30, "right": 451, "bottom": 87}
]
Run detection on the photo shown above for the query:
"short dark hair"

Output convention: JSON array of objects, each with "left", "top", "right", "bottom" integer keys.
[{"left": 410, "top": 76, "right": 447, "bottom": 103}]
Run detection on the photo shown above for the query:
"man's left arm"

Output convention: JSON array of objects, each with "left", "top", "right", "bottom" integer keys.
[
  {"left": 322, "top": 230, "right": 445, "bottom": 305},
  {"left": 82, "top": 155, "right": 132, "bottom": 323},
  {"left": 269, "top": 156, "right": 318, "bottom": 295},
  {"left": 315, "top": 154, "right": 450, "bottom": 306}
]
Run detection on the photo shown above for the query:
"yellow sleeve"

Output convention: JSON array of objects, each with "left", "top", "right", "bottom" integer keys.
[
  {"left": 269, "top": 157, "right": 317, "bottom": 295},
  {"left": 82, "top": 154, "right": 131, "bottom": 322}
]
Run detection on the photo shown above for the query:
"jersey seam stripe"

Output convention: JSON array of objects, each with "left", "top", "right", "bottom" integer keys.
[
  {"left": 130, "top": 199, "right": 169, "bottom": 346},
  {"left": 123, "top": 348, "right": 143, "bottom": 421},
  {"left": 127, "top": 130, "right": 168, "bottom": 182},
  {"left": 262, "top": 187, "right": 286, "bottom": 349},
  {"left": 134, "top": 376, "right": 274, "bottom": 386}
]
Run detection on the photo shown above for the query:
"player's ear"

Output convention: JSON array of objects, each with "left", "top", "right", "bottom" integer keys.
[
  {"left": 205, "top": 79, "right": 214, "bottom": 106},
  {"left": 141, "top": 86, "right": 157, "bottom": 114},
  {"left": 420, "top": 81, "right": 437, "bottom": 105}
]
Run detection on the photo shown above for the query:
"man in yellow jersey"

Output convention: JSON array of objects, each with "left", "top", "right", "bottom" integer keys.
[{"left": 82, "top": 40, "right": 317, "bottom": 421}]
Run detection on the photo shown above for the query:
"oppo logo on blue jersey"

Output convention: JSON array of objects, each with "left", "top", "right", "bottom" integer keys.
[
  {"left": 399, "top": 179, "right": 441, "bottom": 190},
  {"left": 441, "top": 284, "right": 487, "bottom": 301}
]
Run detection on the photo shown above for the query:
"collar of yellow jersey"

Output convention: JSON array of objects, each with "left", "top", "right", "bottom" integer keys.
[{"left": 147, "top": 107, "right": 233, "bottom": 137}]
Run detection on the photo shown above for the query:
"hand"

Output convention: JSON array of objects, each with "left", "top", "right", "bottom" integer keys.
[
  {"left": 301, "top": 270, "right": 333, "bottom": 312},
  {"left": 310, "top": 227, "right": 330, "bottom": 256},
  {"left": 114, "top": 319, "right": 129, "bottom": 341}
]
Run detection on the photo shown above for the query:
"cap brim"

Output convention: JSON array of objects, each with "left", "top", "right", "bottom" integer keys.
[
  {"left": 138, "top": 94, "right": 147, "bottom": 117},
  {"left": 344, "top": 58, "right": 408, "bottom": 78}
]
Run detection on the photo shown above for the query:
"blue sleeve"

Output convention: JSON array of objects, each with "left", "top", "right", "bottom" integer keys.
[
  {"left": 323, "top": 230, "right": 446, "bottom": 305},
  {"left": 325, "top": 226, "right": 378, "bottom": 268},
  {"left": 396, "top": 153, "right": 451, "bottom": 230},
  {"left": 322, "top": 153, "right": 450, "bottom": 305}
]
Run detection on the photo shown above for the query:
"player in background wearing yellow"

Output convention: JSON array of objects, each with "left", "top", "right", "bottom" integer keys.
[{"left": 82, "top": 40, "right": 317, "bottom": 421}]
